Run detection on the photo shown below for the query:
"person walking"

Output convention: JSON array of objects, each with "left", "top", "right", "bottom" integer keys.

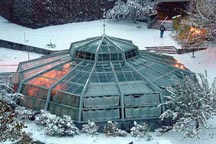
[{"left": 159, "top": 24, "right": 166, "bottom": 38}]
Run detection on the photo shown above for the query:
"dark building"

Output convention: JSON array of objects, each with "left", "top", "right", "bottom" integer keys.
[
  {"left": 0, "top": 0, "right": 122, "bottom": 28},
  {"left": 156, "top": 0, "right": 191, "bottom": 20}
]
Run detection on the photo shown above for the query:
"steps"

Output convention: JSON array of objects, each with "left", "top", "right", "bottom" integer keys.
[{"left": 145, "top": 46, "right": 177, "bottom": 54}]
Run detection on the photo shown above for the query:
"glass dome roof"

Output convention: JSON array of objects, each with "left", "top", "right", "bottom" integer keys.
[
  {"left": 16, "top": 35, "right": 193, "bottom": 123},
  {"left": 70, "top": 34, "right": 139, "bottom": 62}
]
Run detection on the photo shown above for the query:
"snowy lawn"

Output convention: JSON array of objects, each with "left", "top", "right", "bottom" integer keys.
[
  {"left": 22, "top": 117, "right": 216, "bottom": 144},
  {"left": 172, "top": 44, "right": 216, "bottom": 84},
  {"left": 0, "top": 47, "right": 43, "bottom": 72},
  {"left": 0, "top": 16, "right": 216, "bottom": 144},
  {"left": 0, "top": 16, "right": 180, "bottom": 50}
]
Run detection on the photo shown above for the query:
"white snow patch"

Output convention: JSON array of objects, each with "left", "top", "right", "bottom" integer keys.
[
  {"left": 0, "top": 47, "right": 43, "bottom": 72},
  {"left": 157, "top": 139, "right": 172, "bottom": 144}
]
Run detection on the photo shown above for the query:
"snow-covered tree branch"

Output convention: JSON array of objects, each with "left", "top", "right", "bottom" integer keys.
[
  {"left": 106, "top": 0, "right": 158, "bottom": 22},
  {"left": 174, "top": 0, "right": 216, "bottom": 46}
]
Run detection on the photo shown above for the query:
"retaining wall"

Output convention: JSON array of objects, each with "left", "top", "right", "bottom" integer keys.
[
  {"left": 0, "top": 39, "right": 58, "bottom": 55},
  {"left": 177, "top": 47, "right": 207, "bottom": 54}
]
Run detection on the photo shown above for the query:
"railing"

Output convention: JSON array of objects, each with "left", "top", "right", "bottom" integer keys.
[{"left": 147, "top": 14, "right": 158, "bottom": 29}]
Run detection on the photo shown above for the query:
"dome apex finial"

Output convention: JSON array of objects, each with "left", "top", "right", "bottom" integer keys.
[{"left": 103, "top": 19, "right": 106, "bottom": 35}]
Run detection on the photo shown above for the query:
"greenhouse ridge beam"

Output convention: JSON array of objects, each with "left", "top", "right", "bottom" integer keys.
[
  {"left": 78, "top": 63, "right": 96, "bottom": 122},
  {"left": 110, "top": 62, "right": 125, "bottom": 121}
]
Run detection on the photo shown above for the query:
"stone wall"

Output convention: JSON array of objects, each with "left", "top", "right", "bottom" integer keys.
[{"left": 0, "top": 39, "right": 57, "bottom": 55}]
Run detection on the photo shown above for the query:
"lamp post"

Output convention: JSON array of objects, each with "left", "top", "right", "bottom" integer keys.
[
  {"left": 192, "top": 47, "right": 195, "bottom": 58},
  {"left": 190, "top": 27, "right": 203, "bottom": 58},
  {"left": 24, "top": 32, "right": 30, "bottom": 61}
]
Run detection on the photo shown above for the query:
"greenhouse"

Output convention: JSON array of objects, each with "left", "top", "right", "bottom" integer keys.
[{"left": 15, "top": 34, "right": 192, "bottom": 123}]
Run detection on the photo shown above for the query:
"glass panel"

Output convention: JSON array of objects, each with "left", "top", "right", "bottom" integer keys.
[
  {"left": 21, "top": 54, "right": 66, "bottom": 71},
  {"left": 83, "top": 109, "right": 119, "bottom": 121},
  {"left": 76, "top": 52, "right": 95, "bottom": 61},
  {"left": 124, "top": 72, "right": 134, "bottom": 81},
  {"left": 98, "top": 73, "right": 107, "bottom": 82},
  {"left": 73, "top": 86, "right": 84, "bottom": 95},
  {"left": 20, "top": 96, "right": 45, "bottom": 111},
  {"left": 98, "top": 54, "right": 103, "bottom": 61},
  {"left": 76, "top": 73, "right": 89, "bottom": 84},
  {"left": 108, "top": 45, "right": 118, "bottom": 52},
  {"left": 27, "top": 76, "right": 57, "bottom": 88},
  {"left": 84, "top": 96, "right": 119, "bottom": 108},
  {"left": 53, "top": 82, "right": 69, "bottom": 91},
  {"left": 60, "top": 92, "right": 80, "bottom": 107},
  {"left": 106, "top": 72, "right": 115, "bottom": 82},
  {"left": 22, "top": 84, "right": 48, "bottom": 100},
  {"left": 22, "top": 60, "right": 68, "bottom": 79},
  {"left": 118, "top": 53, "right": 123, "bottom": 60},
  {"left": 40, "top": 63, "right": 71, "bottom": 80},
  {"left": 110, "top": 53, "right": 118, "bottom": 61},
  {"left": 66, "top": 84, "right": 79, "bottom": 93},
  {"left": 138, "top": 68, "right": 159, "bottom": 80},
  {"left": 75, "top": 51, "right": 85, "bottom": 59},
  {"left": 100, "top": 45, "right": 109, "bottom": 52},
  {"left": 116, "top": 72, "right": 126, "bottom": 81},
  {"left": 102, "top": 54, "right": 110, "bottom": 61},
  {"left": 91, "top": 73, "right": 100, "bottom": 82},
  {"left": 68, "top": 108, "right": 78, "bottom": 120}
]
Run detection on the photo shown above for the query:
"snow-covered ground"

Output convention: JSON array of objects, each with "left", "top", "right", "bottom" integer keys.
[
  {"left": 0, "top": 47, "right": 43, "bottom": 72},
  {"left": 23, "top": 117, "right": 216, "bottom": 144},
  {"left": 0, "top": 16, "right": 216, "bottom": 144},
  {"left": 173, "top": 45, "right": 216, "bottom": 84},
  {"left": 0, "top": 16, "right": 180, "bottom": 50}
]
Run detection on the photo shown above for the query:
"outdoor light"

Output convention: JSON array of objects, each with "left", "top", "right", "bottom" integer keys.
[
  {"left": 174, "top": 63, "right": 185, "bottom": 69},
  {"left": 190, "top": 27, "right": 205, "bottom": 36}
]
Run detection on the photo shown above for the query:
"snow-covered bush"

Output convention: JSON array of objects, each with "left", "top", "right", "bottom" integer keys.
[
  {"left": 0, "top": 83, "right": 23, "bottom": 106},
  {"left": 15, "top": 106, "right": 36, "bottom": 120},
  {"left": 35, "top": 110, "right": 56, "bottom": 126},
  {"left": 160, "top": 72, "right": 216, "bottom": 138},
  {"left": 130, "top": 121, "right": 152, "bottom": 141},
  {"left": 106, "top": 0, "right": 158, "bottom": 22},
  {"left": 35, "top": 110, "right": 79, "bottom": 137},
  {"left": 0, "top": 100, "right": 25, "bottom": 142},
  {"left": 46, "top": 115, "right": 79, "bottom": 137},
  {"left": 81, "top": 120, "right": 99, "bottom": 135},
  {"left": 105, "top": 0, "right": 128, "bottom": 19},
  {"left": 0, "top": 80, "right": 34, "bottom": 143},
  {"left": 104, "top": 121, "right": 127, "bottom": 137}
]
